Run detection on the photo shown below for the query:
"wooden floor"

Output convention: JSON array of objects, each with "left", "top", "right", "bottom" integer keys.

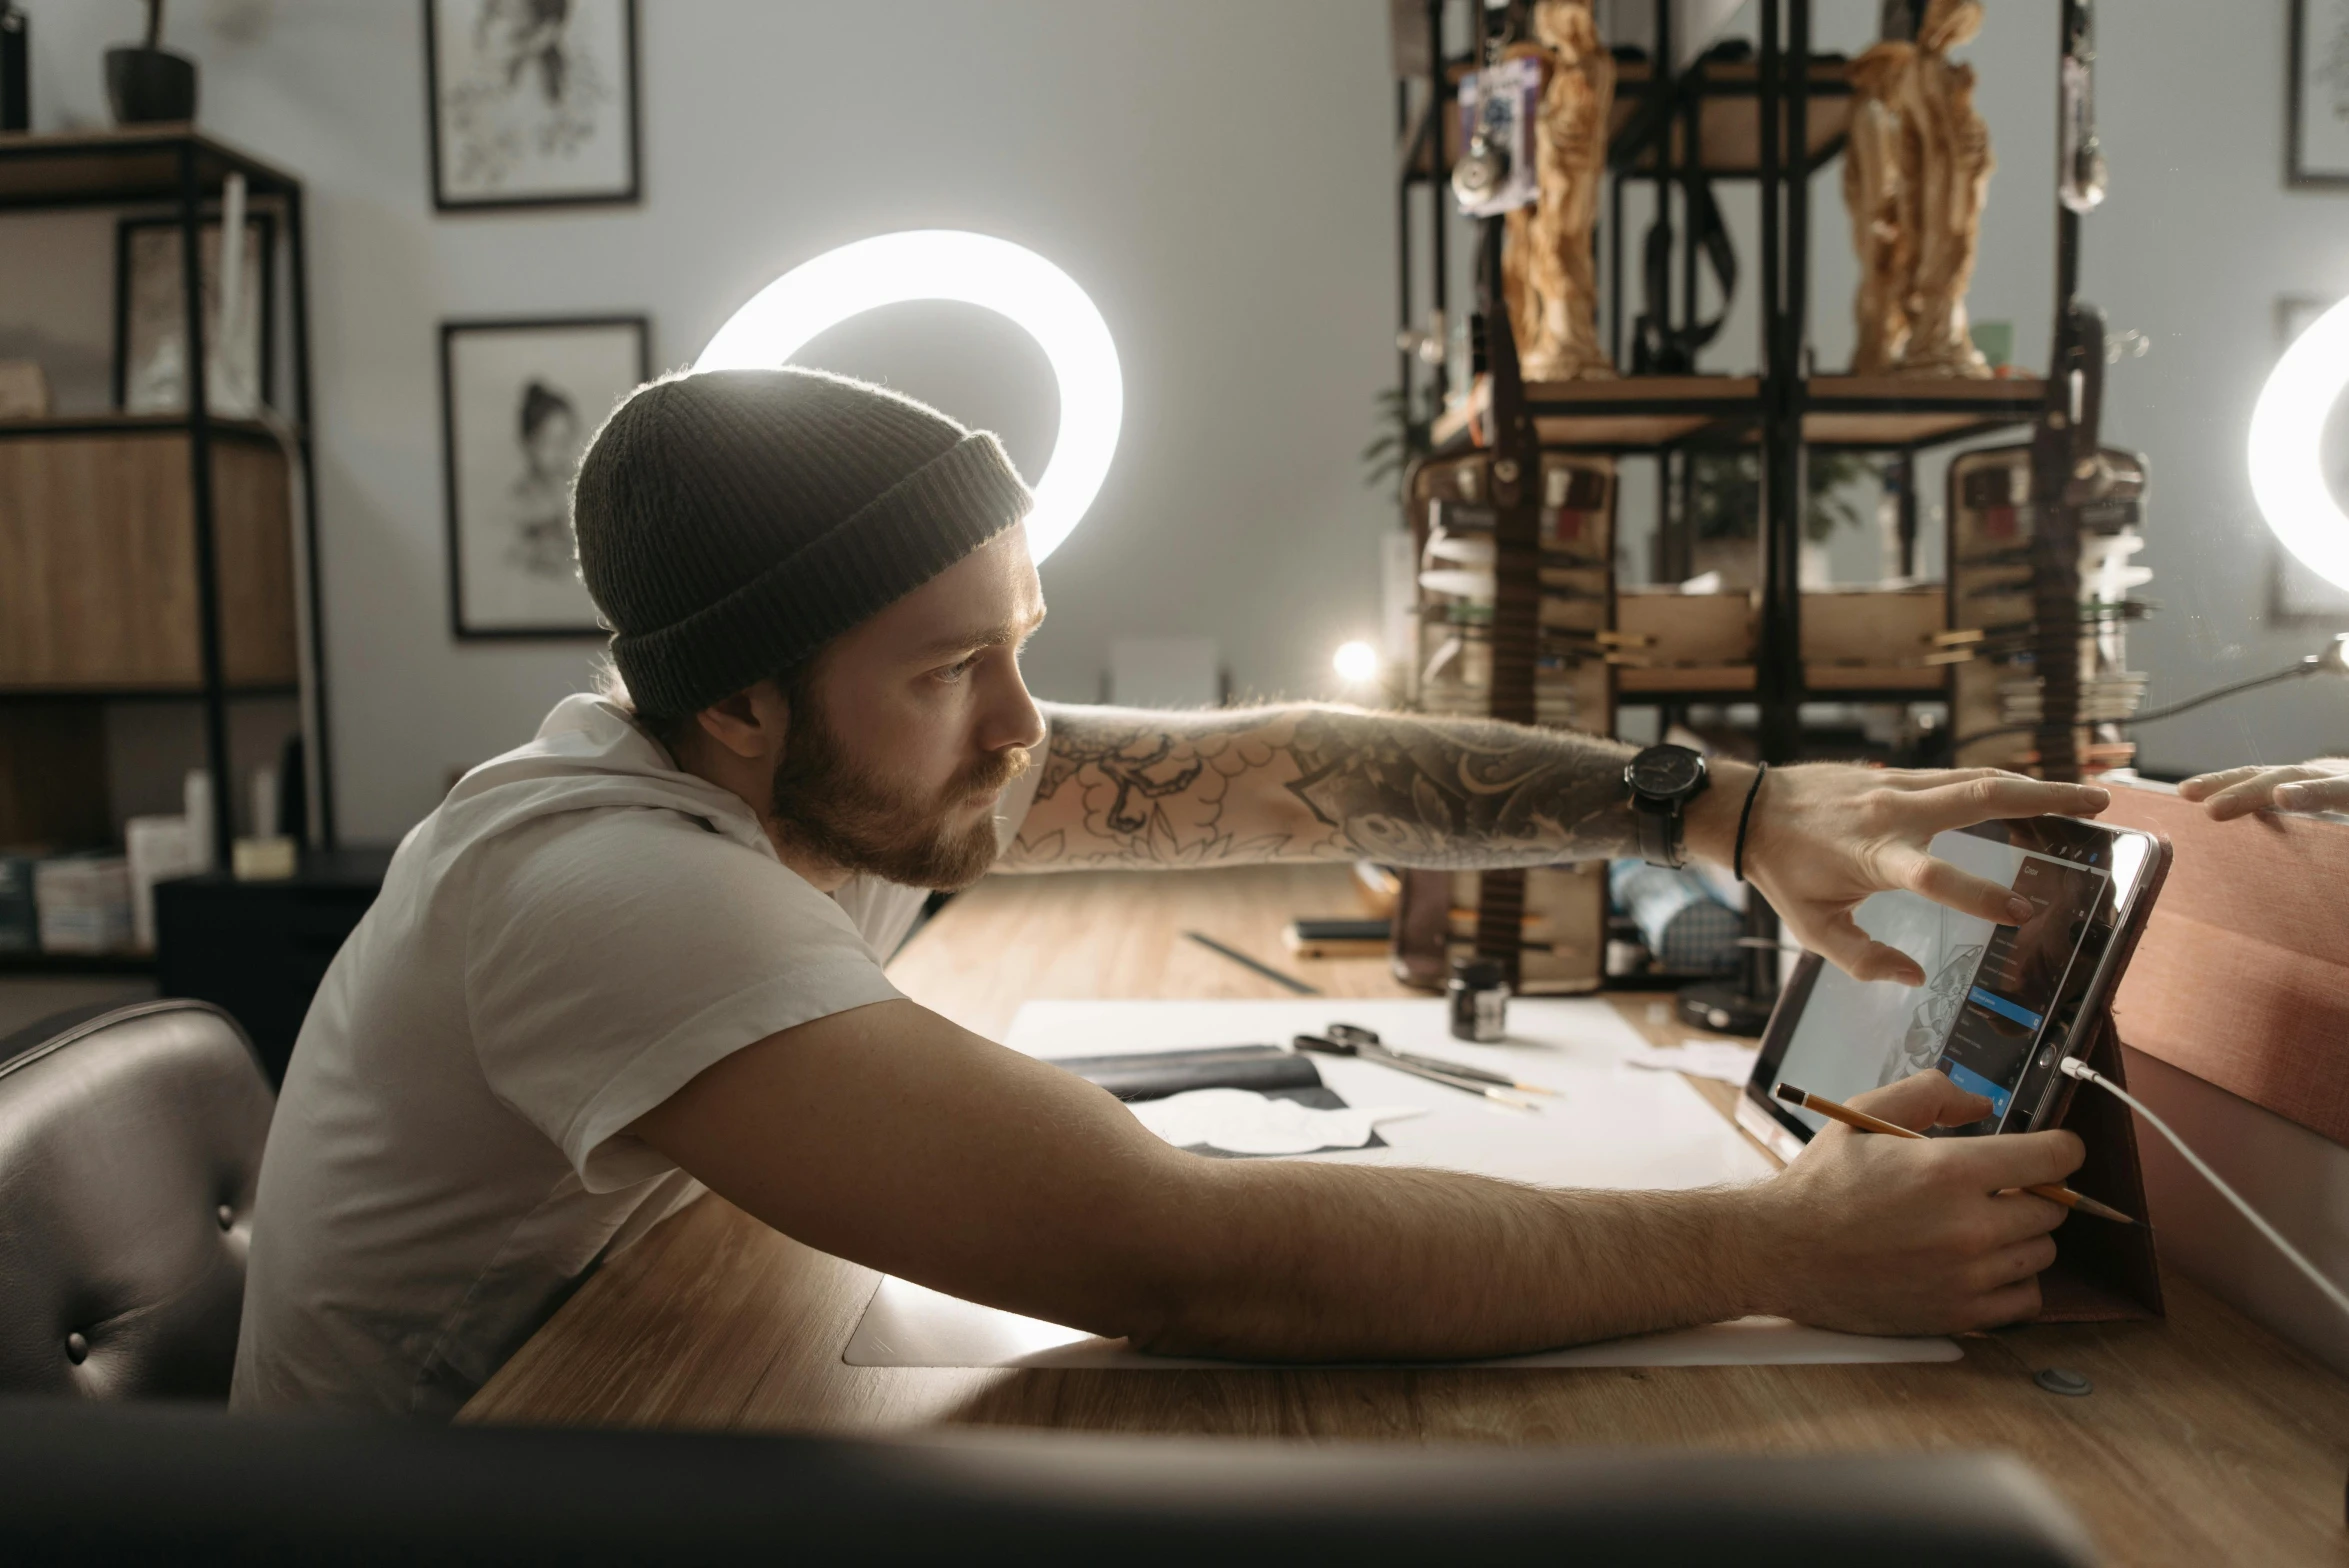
[{"left": 464, "top": 865, "right": 2349, "bottom": 1566}]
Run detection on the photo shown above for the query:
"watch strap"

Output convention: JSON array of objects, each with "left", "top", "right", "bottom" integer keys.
[{"left": 1634, "top": 796, "right": 1685, "bottom": 869}]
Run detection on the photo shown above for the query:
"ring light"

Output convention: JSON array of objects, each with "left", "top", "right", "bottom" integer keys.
[
  {"left": 696, "top": 229, "right": 1122, "bottom": 566},
  {"left": 2249, "top": 293, "right": 2349, "bottom": 594}
]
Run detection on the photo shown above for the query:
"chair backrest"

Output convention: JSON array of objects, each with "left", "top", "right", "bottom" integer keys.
[
  {"left": 0, "top": 1000, "right": 274, "bottom": 1399},
  {"left": 0, "top": 1396, "right": 2099, "bottom": 1567}
]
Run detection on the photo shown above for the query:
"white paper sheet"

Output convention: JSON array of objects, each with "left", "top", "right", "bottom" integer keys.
[
  {"left": 1008, "top": 997, "right": 1774, "bottom": 1192},
  {"left": 1623, "top": 1039, "right": 1765, "bottom": 1086},
  {"left": 842, "top": 999, "right": 1959, "bottom": 1370}
]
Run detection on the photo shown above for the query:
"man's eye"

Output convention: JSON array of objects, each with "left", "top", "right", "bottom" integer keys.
[{"left": 937, "top": 655, "right": 980, "bottom": 682}]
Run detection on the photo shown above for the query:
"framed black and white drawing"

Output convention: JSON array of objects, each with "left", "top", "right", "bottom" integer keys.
[
  {"left": 2270, "top": 296, "right": 2349, "bottom": 623},
  {"left": 2292, "top": 0, "right": 2349, "bottom": 186},
  {"left": 441, "top": 315, "right": 648, "bottom": 639},
  {"left": 113, "top": 214, "right": 275, "bottom": 417},
  {"left": 424, "top": 0, "right": 641, "bottom": 211}
]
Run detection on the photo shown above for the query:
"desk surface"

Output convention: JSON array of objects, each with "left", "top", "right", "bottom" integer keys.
[{"left": 463, "top": 865, "right": 2349, "bottom": 1565}]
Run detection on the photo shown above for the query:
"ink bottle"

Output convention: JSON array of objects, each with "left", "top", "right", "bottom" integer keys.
[{"left": 1447, "top": 956, "right": 1509, "bottom": 1043}]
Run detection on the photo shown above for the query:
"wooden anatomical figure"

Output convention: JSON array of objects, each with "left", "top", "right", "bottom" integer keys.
[
  {"left": 1503, "top": 0, "right": 1616, "bottom": 381},
  {"left": 1841, "top": 0, "right": 1994, "bottom": 378}
]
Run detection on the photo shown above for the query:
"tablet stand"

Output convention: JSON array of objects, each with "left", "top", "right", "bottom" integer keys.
[{"left": 2030, "top": 1008, "right": 2163, "bottom": 1323}]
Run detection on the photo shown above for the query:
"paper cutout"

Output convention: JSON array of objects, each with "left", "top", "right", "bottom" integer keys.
[{"left": 1127, "top": 1088, "right": 1424, "bottom": 1156}]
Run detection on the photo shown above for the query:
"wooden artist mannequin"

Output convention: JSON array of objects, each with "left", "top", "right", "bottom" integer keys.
[
  {"left": 1503, "top": 0, "right": 1615, "bottom": 381},
  {"left": 1842, "top": 0, "right": 1994, "bottom": 378}
]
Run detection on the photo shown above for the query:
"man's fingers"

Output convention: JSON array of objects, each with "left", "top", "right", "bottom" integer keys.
[
  {"left": 1800, "top": 912, "right": 1927, "bottom": 986},
  {"left": 1968, "top": 1278, "right": 2043, "bottom": 1329},
  {"left": 1880, "top": 845, "right": 2034, "bottom": 928},
  {"left": 2275, "top": 776, "right": 2349, "bottom": 813},
  {"left": 2179, "top": 766, "right": 2262, "bottom": 802},
  {"left": 1846, "top": 1068, "right": 1992, "bottom": 1132},
  {"left": 1980, "top": 1191, "right": 2070, "bottom": 1248},
  {"left": 1972, "top": 1233, "right": 2061, "bottom": 1291},
  {"left": 2186, "top": 763, "right": 2349, "bottom": 819},
  {"left": 2201, "top": 765, "right": 2330, "bottom": 819},
  {"left": 1941, "top": 1126, "right": 2086, "bottom": 1190},
  {"left": 1908, "top": 774, "right": 2111, "bottom": 828}
]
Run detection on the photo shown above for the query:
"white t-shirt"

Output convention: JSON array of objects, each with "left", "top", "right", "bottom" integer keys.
[{"left": 229, "top": 694, "right": 1045, "bottom": 1418}]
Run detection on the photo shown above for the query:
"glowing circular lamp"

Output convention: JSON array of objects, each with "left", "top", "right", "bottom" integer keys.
[
  {"left": 696, "top": 230, "right": 1121, "bottom": 566},
  {"left": 1332, "top": 640, "right": 1382, "bottom": 685},
  {"left": 2249, "top": 293, "right": 2349, "bottom": 594}
]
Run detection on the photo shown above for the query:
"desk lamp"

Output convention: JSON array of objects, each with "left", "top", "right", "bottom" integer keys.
[
  {"left": 2252, "top": 292, "right": 2349, "bottom": 602},
  {"left": 2210, "top": 290, "right": 2349, "bottom": 712},
  {"left": 695, "top": 230, "right": 1122, "bottom": 565}
]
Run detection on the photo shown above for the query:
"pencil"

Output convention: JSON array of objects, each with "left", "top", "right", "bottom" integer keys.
[
  {"left": 1182, "top": 930, "right": 1322, "bottom": 996},
  {"left": 1774, "top": 1083, "right": 2139, "bottom": 1225}
]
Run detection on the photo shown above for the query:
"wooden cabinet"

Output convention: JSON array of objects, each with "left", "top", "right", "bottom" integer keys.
[{"left": 0, "top": 424, "right": 296, "bottom": 691}]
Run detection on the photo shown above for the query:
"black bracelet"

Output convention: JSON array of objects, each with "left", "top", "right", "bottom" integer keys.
[{"left": 1733, "top": 763, "right": 1768, "bottom": 883}]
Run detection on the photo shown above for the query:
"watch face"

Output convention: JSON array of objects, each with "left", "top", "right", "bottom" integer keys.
[{"left": 1628, "top": 745, "right": 1706, "bottom": 798}]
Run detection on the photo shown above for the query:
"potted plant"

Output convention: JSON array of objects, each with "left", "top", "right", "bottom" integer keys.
[{"left": 106, "top": 0, "right": 195, "bottom": 125}]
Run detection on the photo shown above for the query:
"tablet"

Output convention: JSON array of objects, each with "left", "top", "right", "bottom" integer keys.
[{"left": 1739, "top": 815, "right": 2170, "bottom": 1162}]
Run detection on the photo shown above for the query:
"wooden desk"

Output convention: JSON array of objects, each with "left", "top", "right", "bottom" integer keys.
[{"left": 464, "top": 865, "right": 2349, "bottom": 1565}]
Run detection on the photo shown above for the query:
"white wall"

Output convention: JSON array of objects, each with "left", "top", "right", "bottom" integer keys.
[
  {"left": 1804, "top": 3, "right": 2349, "bottom": 776},
  {"left": 14, "top": 0, "right": 1395, "bottom": 841},
  {"left": 10, "top": 2, "right": 2347, "bottom": 845}
]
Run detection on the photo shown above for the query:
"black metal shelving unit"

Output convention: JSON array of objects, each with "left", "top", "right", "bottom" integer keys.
[
  {"left": 0, "top": 125, "right": 333, "bottom": 974},
  {"left": 1391, "top": 0, "right": 2097, "bottom": 1024},
  {"left": 1391, "top": 0, "right": 2071, "bottom": 764}
]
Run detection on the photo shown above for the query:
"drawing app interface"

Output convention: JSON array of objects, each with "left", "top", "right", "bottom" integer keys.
[
  {"left": 1767, "top": 828, "right": 2111, "bottom": 1133},
  {"left": 1931, "top": 852, "right": 2106, "bottom": 1117}
]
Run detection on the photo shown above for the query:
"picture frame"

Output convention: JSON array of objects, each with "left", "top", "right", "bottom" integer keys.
[
  {"left": 440, "top": 315, "right": 649, "bottom": 640},
  {"left": 112, "top": 213, "right": 276, "bottom": 417},
  {"left": 2290, "top": 0, "right": 2349, "bottom": 186},
  {"left": 2267, "top": 296, "right": 2349, "bottom": 624},
  {"left": 424, "top": 0, "right": 641, "bottom": 212}
]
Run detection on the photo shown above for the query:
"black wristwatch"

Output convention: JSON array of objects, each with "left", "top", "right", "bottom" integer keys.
[{"left": 1624, "top": 744, "right": 1710, "bottom": 869}]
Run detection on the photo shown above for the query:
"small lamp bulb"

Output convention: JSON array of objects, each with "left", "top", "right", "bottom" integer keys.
[{"left": 1333, "top": 641, "right": 1381, "bottom": 685}]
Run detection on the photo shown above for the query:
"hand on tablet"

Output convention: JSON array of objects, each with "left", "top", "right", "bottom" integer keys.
[
  {"left": 1694, "top": 763, "right": 2111, "bottom": 986},
  {"left": 2179, "top": 759, "right": 2349, "bottom": 820},
  {"left": 1753, "top": 1070, "right": 2083, "bottom": 1335}
]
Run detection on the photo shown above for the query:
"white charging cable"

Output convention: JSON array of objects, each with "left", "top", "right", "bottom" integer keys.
[{"left": 2059, "top": 1056, "right": 2349, "bottom": 1324}]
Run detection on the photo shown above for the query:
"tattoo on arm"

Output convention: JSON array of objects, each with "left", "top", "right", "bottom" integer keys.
[{"left": 1002, "top": 703, "right": 1638, "bottom": 872}]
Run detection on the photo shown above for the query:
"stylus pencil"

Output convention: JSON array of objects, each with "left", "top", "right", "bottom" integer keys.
[
  {"left": 1774, "top": 1083, "right": 2139, "bottom": 1225},
  {"left": 1182, "top": 931, "right": 1322, "bottom": 996}
]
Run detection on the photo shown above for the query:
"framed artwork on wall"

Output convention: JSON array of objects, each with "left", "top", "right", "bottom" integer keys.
[
  {"left": 424, "top": 0, "right": 641, "bottom": 211},
  {"left": 113, "top": 214, "right": 275, "bottom": 417},
  {"left": 441, "top": 315, "right": 649, "bottom": 639},
  {"left": 2269, "top": 296, "right": 2349, "bottom": 623},
  {"left": 2291, "top": 0, "right": 2349, "bottom": 186}
]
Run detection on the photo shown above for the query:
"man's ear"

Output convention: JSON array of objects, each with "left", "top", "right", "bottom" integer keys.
[{"left": 694, "top": 683, "right": 787, "bottom": 761}]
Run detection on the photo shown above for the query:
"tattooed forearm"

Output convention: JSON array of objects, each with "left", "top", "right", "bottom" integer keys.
[{"left": 1001, "top": 703, "right": 1640, "bottom": 873}]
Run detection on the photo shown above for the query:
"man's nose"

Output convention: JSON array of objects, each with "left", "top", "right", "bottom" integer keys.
[{"left": 983, "top": 663, "right": 1047, "bottom": 754}]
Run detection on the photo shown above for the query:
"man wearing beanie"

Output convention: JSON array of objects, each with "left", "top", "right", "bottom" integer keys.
[{"left": 235, "top": 367, "right": 2105, "bottom": 1416}]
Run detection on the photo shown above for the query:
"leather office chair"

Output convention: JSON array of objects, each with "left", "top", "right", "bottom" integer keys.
[
  {"left": 0, "top": 1396, "right": 2100, "bottom": 1566},
  {"left": 0, "top": 999, "right": 273, "bottom": 1399}
]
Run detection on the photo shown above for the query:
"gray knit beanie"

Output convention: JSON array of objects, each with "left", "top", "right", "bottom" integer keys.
[{"left": 573, "top": 367, "right": 1033, "bottom": 719}]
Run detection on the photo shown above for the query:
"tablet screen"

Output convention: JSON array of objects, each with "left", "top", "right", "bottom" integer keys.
[{"left": 1764, "top": 825, "right": 2116, "bottom": 1133}]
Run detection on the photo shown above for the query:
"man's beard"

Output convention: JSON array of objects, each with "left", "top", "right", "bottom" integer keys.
[{"left": 768, "top": 692, "right": 1030, "bottom": 891}]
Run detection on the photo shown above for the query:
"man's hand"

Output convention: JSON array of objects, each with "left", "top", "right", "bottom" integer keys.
[
  {"left": 1693, "top": 764, "right": 2112, "bottom": 985},
  {"left": 2179, "top": 759, "right": 2349, "bottom": 820},
  {"left": 1746, "top": 1071, "right": 2082, "bottom": 1335}
]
